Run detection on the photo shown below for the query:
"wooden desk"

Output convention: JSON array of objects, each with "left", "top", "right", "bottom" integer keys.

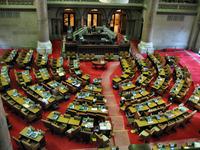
[
  {"left": 92, "top": 60, "right": 107, "bottom": 69},
  {"left": 152, "top": 76, "right": 165, "bottom": 90},
  {"left": 50, "top": 57, "right": 63, "bottom": 68},
  {"left": 170, "top": 79, "right": 185, "bottom": 96},
  {"left": 20, "top": 126, "right": 44, "bottom": 143},
  {"left": 2, "top": 49, "right": 17, "bottom": 63},
  {"left": 120, "top": 82, "right": 136, "bottom": 91},
  {"left": 38, "top": 68, "right": 50, "bottom": 81},
  {"left": 84, "top": 84, "right": 102, "bottom": 93},
  {"left": 47, "top": 111, "right": 69, "bottom": 124},
  {"left": 81, "top": 74, "right": 90, "bottom": 81},
  {"left": 134, "top": 106, "right": 188, "bottom": 130},
  {"left": 47, "top": 80, "right": 69, "bottom": 95},
  {"left": 127, "top": 97, "right": 165, "bottom": 114},
  {"left": 67, "top": 103, "right": 108, "bottom": 115},
  {"left": 7, "top": 89, "right": 41, "bottom": 114},
  {"left": 35, "top": 53, "right": 48, "bottom": 67},
  {"left": 27, "top": 84, "right": 57, "bottom": 108},
  {"left": 112, "top": 77, "right": 122, "bottom": 83},
  {"left": 0, "top": 66, "right": 10, "bottom": 90},
  {"left": 68, "top": 117, "right": 81, "bottom": 126},
  {"left": 136, "top": 74, "right": 147, "bottom": 85}
]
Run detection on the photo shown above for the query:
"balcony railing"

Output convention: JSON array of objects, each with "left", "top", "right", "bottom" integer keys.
[
  {"left": 159, "top": 0, "right": 197, "bottom": 4},
  {"left": 158, "top": 2, "right": 198, "bottom": 13},
  {"left": 0, "top": 0, "right": 197, "bottom": 14},
  {"left": 47, "top": 0, "right": 144, "bottom": 4},
  {"left": 0, "top": 0, "right": 34, "bottom": 5}
]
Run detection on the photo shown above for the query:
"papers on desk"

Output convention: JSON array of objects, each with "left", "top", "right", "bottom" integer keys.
[
  {"left": 80, "top": 105, "right": 88, "bottom": 111},
  {"left": 69, "top": 104, "right": 74, "bottom": 109},
  {"left": 93, "top": 98, "right": 97, "bottom": 102},
  {"left": 23, "top": 103, "right": 30, "bottom": 108},
  {"left": 156, "top": 115, "right": 161, "bottom": 120},
  {"left": 101, "top": 108, "right": 107, "bottom": 112},
  {"left": 91, "top": 108, "right": 97, "bottom": 111},
  {"left": 146, "top": 117, "right": 154, "bottom": 124},
  {"left": 42, "top": 92, "right": 51, "bottom": 99},
  {"left": 35, "top": 85, "right": 42, "bottom": 90},
  {"left": 84, "top": 122, "right": 94, "bottom": 128},
  {"left": 52, "top": 113, "right": 59, "bottom": 120},
  {"left": 42, "top": 98, "right": 49, "bottom": 104},
  {"left": 72, "top": 81, "right": 80, "bottom": 87},
  {"left": 193, "top": 95, "right": 200, "bottom": 100},
  {"left": 12, "top": 90, "right": 19, "bottom": 97},
  {"left": 77, "top": 92, "right": 90, "bottom": 98},
  {"left": 179, "top": 105, "right": 188, "bottom": 112},
  {"left": 57, "top": 68, "right": 65, "bottom": 76},
  {"left": 166, "top": 113, "right": 174, "bottom": 119},
  {"left": 99, "top": 121, "right": 111, "bottom": 130},
  {"left": 26, "top": 127, "right": 40, "bottom": 139}
]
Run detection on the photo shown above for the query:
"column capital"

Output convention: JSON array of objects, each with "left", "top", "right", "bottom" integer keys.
[
  {"left": 37, "top": 41, "right": 52, "bottom": 54},
  {"left": 138, "top": 41, "right": 154, "bottom": 54}
]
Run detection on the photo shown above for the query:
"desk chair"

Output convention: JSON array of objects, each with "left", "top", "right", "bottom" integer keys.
[
  {"left": 79, "top": 53, "right": 85, "bottom": 61},
  {"left": 165, "top": 121, "right": 176, "bottom": 133},
  {"left": 12, "top": 136, "right": 24, "bottom": 150},
  {"left": 95, "top": 133, "right": 110, "bottom": 148},
  {"left": 65, "top": 126, "right": 81, "bottom": 140},
  {"left": 27, "top": 113, "right": 37, "bottom": 122},
  {"left": 138, "top": 129, "right": 151, "bottom": 142},
  {"left": 41, "top": 119, "right": 52, "bottom": 130},
  {"left": 21, "top": 140, "right": 40, "bottom": 150},
  {"left": 51, "top": 122, "right": 66, "bottom": 135},
  {"left": 80, "top": 128, "right": 93, "bottom": 143},
  {"left": 151, "top": 126, "right": 163, "bottom": 137},
  {"left": 158, "top": 124, "right": 167, "bottom": 132},
  {"left": 66, "top": 109, "right": 77, "bottom": 116},
  {"left": 183, "top": 110, "right": 197, "bottom": 124}
]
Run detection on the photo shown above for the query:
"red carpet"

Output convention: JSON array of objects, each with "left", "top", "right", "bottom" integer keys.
[{"left": 1, "top": 42, "right": 200, "bottom": 149}]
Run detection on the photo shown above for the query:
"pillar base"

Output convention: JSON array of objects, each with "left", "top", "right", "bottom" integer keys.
[
  {"left": 138, "top": 41, "right": 154, "bottom": 54},
  {"left": 37, "top": 41, "right": 52, "bottom": 54}
]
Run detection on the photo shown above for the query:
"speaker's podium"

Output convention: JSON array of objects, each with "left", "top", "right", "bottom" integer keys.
[{"left": 64, "top": 26, "right": 130, "bottom": 56}]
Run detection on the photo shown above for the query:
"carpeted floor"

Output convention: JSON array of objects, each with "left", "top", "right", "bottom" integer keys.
[{"left": 1, "top": 41, "right": 200, "bottom": 149}]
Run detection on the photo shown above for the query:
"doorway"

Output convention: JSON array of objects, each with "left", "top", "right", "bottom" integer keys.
[
  {"left": 63, "top": 9, "right": 75, "bottom": 33},
  {"left": 87, "top": 9, "right": 101, "bottom": 27},
  {"left": 110, "top": 9, "right": 126, "bottom": 34}
]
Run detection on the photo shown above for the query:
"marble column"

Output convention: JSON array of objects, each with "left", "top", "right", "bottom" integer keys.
[
  {"left": 35, "top": 0, "right": 52, "bottom": 54},
  {"left": 188, "top": 1, "right": 200, "bottom": 52},
  {"left": 138, "top": 0, "right": 159, "bottom": 53},
  {"left": 0, "top": 98, "right": 12, "bottom": 150}
]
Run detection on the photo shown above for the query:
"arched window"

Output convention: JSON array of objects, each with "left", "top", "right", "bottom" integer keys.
[
  {"left": 63, "top": 9, "right": 75, "bottom": 33},
  {"left": 87, "top": 9, "right": 101, "bottom": 27}
]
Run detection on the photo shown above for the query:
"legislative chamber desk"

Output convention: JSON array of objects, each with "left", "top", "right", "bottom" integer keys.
[
  {"left": 65, "top": 42, "right": 130, "bottom": 55},
  {"left": 67, "top": 102, "right": 108, "bottom": 116},
  {"left": 7, "top": 89, "right": 41, "bottom": 114},
  {"left": 92, "top": 60, "right": 107, "bottom": 69},
  {"left": 134, "top": 106, "right": 189, "bottom": 130},
  {"left": 47, "top": 111, "right": 69, "bottom": 124},
  {"left": 20, "top": 127, "right": 44, "bottom": 143}
]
